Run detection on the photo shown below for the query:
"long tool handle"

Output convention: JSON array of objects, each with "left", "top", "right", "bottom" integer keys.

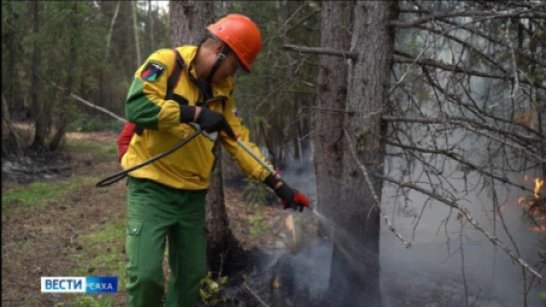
[
  {"left": 235, "top": 139, "right": 274, "bottom": 174},
  {"left": 96, "top": 128, "right": 202, "bottom": 187}
]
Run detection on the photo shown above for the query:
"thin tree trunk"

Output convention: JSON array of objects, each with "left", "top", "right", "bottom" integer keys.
[
  {"left": 49, "top": 2, "right": 79, "bottom": 150},
  {"left": 29, "top": 1, "right": 47, "bottom": 152},
  {"left": 2, "top": 94, "right": 23, "bottom": 155},
  {"left": 131, "top": 1, "right": 141, "bottom": 66},
  {"left": 104, "top": 0, "right": 120, "bottom": 62},
  {"left": 147, "top": 0, "right": 155, "bottom": 54},
  {"left": 5, "top": 2, "right": 16, "bottom": 117}
]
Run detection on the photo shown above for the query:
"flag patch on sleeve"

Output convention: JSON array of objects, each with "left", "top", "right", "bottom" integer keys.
[{"left": 140, "top": 62, "right": 165, "bottom": 82}]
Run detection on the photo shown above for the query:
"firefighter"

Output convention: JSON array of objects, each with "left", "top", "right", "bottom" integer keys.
[{"left": 118, "top": 14, "right": 310, "bottom": 307}]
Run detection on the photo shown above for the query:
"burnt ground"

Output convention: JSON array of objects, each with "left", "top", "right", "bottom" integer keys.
[{"left": 1, "top": 131, "right": 313, "bottom": 306}]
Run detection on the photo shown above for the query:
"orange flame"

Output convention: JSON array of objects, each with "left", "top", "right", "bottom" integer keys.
[
  {"left": 534, "top": 178, "right": 544, "bottom": 198},
  {"left": 518, "top": 176, "right": 545, "bottom": 233}
]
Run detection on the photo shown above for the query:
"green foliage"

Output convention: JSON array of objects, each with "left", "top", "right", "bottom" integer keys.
[
  {"left": 241, "top": 177, "right": 275, "bottom": 207},
  {"left": 2, "top": 0, "right": 170, "bottom": 152},
  {"left": 73, "top": 295, "right": 102, "bottom": 307},
  {"left": 221, "top": 1, "right": 320, "bottom": 164},
  {"left": 199, "top": 271, "right": 229, "bottom": 306},
  {"left": 249, "top": 214, "right": 269, "bottom": 236}
]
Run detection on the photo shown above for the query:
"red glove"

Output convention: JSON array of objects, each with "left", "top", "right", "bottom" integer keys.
[
  {"left": 117, "top": 122, "right": 136, "bottom": 161},
  {"left": 264, "top": 174, "right": 311, "bottom": 212}
]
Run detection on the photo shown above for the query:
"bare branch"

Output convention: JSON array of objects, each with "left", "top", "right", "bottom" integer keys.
[
  {"left": 420, "top": 66, "right": 542, "bottom": 138},
  {"left": 381, "top": 176, "right": 544, "bottom": 281},
  {"left": 393, "top": 55, "right": 546, "bottom": 90},
  {"left": 283, "top": 44, "right": 357, "bottom": 60},
  {"left": 385, "top": 140, "right": 533, "bottom": 192},
  {"left": 437, "top": 17, "right": 546, "bottom": 68},
  {"left": 382, "top": 115, "right": 541, "bottom": 146},
  {"left": 416, "top": 25, "right": 510, "bottom": 72},
  {"left": 391, "top": 7, "right": 546, "bottom": 28}
]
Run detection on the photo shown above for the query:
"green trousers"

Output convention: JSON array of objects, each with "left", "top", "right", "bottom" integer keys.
[{"left": 125, "top": 177, "right": 207, "bottom": 307}]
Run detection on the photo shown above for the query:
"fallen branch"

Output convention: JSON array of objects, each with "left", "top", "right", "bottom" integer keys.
[
  {"left": 243, "top": 281, "right": 269, "bottom": 307},
  {"left": 344, "top": 129, "right": 412, "bottom": 249},
  {"left": 50, "top": 81, "right": 126, "bottom": 123},
  {"left": 381, "top": 175, "right": 544, "bottom": 281}
]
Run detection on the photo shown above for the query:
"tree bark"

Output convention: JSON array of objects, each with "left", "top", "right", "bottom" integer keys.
[
  {"left": 170, "top": 0, "right": 214, "bottom": 46},
  {"left": 313, "top": 0, "right": 352, "bottom": 241},
  {"left": 329, "top": 2, "right": 397, "bottom": 306},
  {"left": 131, "top": 1, "right": 141, "bottom": 66},
  {"left": 104, "top": 0, "right": 120, "bottom": 62},
  {"left": 170, "top": 0, "right": 245, "bottom": 276},
  {"left": 147, "top": 0, "right": 155, "bottom": 55},
  {"left": 29, "top": 1, "right": 47, "bottom": 152},
  {"left": 49, "top": 2, "right": 79, "bottom": 151},
  {"left": 312, "top": 1, "right": 356, "bottom": 306},
  {"left": 2, "top": 94, "right": 23, "bottom": 156}
]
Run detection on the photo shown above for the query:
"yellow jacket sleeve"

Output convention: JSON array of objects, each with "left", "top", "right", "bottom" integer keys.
[{"left": 125, "top": 49, "right": 183, "bottom": 130}]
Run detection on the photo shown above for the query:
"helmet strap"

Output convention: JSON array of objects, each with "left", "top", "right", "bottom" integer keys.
[{"left": 206, "top": 44, "right": 231, "bottom": 84}]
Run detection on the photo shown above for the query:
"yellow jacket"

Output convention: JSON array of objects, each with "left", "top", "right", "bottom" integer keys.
[{"left": 121, "top": 46, "right": 272, "bottom": 190}]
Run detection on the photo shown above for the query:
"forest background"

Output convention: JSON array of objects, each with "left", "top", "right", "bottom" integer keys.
[{"left": 2, "top": 1, "right": 545, "bottom": 306}]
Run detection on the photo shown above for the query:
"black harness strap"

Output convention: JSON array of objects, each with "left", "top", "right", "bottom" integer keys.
[{"left": 166, "top": 49, "right": 186, "bottom": 100}]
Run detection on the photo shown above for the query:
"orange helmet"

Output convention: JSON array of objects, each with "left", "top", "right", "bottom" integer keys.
[{"left": 207, "top": 14, "right": 262, "bottom": 71}]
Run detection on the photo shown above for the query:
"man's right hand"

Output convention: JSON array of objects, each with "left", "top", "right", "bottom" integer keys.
[{"left": 180, "top": 105, "right": 235, "bottom": 139}]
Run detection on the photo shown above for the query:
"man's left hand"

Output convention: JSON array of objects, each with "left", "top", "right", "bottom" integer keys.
[{"left": 273, "top": 182, "right": 310, "bottom": 212}]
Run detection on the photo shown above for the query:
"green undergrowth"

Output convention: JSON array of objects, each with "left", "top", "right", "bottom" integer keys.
[
  {"left": 2, "top": 176, "right": 98, "bottom": 213},
  {"left": 64, "top": 138, "right": 117, "bottom": 162}
]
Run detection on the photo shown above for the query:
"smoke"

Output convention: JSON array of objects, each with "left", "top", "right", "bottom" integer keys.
[
  {"left": 238, "top": 150, "right": 544, "bottom": 306},
  {"left": 380, "top": 161, "right": 545, "bottom": 307}
]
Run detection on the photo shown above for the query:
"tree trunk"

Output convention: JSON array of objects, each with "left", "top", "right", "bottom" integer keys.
[
  {"left": 328, "top": 2, "right": 398, "bottom": 306},
  {"left": 170, "top": 0, "right": 214, "bottom": 46},
  {"left": 29, "top": 1, "right": 47, "bottom": 152},
  {"left": 5, "top": 2, "right": 16, "bottom": 118},
  {"left": 131, "top": 1, "right": 141, "bottom": 66},
  {"left": 147, "top": 0, "right": 155, "bottom": 55},
  {"left": 2, "top": 94, "right": 23, "bottom": 156},
  {"left": 104, "top": 0, "right": 120, "bottom": 63},
  {"left": 170, "top": 0, "right": 245, "bottom": 276},
  {"left": 313, "top": 0, "right": 352, "bottom": 234}
]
